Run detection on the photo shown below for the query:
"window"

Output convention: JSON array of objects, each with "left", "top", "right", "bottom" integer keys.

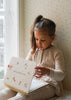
[
  {"left": 0, "top": 0, "right": 4, "bottom": 10},
  {"left": 0, "top": 0, "right": 5, "bottom": 79},
  {"left": 0, "top": 0, "right": 19, "bottom": 79}
]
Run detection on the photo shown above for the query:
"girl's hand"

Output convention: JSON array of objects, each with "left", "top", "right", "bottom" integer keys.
[{"left": 34, "top": 66, "right": 50, "bottom": 78}]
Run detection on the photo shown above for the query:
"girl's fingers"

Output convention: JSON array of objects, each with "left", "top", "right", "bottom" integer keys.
[
  {"left": 35, "top": 74, "right": 42, "bottom": 78},
  {"left": 35, "top": 66, "right": 42, "bottom": 69},
  {"left": 35, "top": 71, "right": 42, "bottom": 75},
  {"left": 35, "top": 69, "right": 42, "bottom": 74}
]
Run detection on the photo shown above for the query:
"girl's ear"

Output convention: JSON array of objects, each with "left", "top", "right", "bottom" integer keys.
[{"left": 51, "top": 35, "right": 56, "bottom": 41}]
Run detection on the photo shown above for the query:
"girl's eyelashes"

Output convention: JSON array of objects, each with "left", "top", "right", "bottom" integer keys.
[
  {"left": 41, "top": 40, "right": 45, "bottom": 42},
  {"left": 35, "top": 38, "right": 38, "bottom": 40},
  {"left": 35, "top": 38, "right": 46, "bottom": 42}
]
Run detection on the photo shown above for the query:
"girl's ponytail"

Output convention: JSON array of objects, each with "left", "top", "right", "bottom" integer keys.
[
  {"left": 30, "top": 15, "right": 43, "bottom": 54},
  {"left": 34, "top": 15, "right": 43, "bottom": 25}
]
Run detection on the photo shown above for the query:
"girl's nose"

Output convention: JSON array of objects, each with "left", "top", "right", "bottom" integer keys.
[{"left": 38, "top": 40, "right": 41, "bottom": 44}]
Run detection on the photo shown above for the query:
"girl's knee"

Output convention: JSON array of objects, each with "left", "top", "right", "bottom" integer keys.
[{"left": 0, "top": 88, "right": 17, "bottom": 100}]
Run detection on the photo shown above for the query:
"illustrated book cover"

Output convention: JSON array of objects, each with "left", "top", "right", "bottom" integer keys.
[{"left": 4, "top": 57, "right": 48, "bottom": 95}]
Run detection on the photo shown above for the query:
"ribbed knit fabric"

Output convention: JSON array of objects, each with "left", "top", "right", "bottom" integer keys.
[{"left": 26, "top": 46, "right": 65, "bottom": 96}]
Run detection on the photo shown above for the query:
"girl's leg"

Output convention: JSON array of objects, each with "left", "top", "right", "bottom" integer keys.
[
  {"left": 8, "top": 93, "right": 24, "bottom": 100},
  {"left": 8, "top": 85, "right": 55, "bottom": 100},
  {"left": 0, "top": 88, "right": 17, "bottom": 100},
  {"left": 25, "top": 85, "right": 56, "bottom": 100}
]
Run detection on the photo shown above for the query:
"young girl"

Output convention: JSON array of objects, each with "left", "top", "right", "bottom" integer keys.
[{"left": 0, "top": 15, "right": 65, "bottom": 100}]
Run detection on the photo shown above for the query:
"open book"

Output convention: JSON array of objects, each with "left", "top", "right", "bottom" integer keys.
[{"left": 4, "top": 57, "right": 48, "bottom": 95}]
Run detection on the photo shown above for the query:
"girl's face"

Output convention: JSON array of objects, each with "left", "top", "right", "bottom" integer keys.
[{"left": 34, "top": 31, "right": 55, "bottom": 50}]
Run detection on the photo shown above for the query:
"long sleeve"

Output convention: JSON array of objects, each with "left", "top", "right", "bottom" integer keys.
[{"left": 49, "top": 50, "right": 65, "bottom": 81}]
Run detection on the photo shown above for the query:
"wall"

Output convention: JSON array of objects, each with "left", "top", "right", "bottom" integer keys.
[
  {"left": 19, "top": 0, "right": 71, "bottom": 90},
  {"left": 19, "top": 0, "right": 25, "bottom": 57}
]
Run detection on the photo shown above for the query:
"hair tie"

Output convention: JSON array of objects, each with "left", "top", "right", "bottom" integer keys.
[{"left": 41, "top": 17, "right": 44, "bottom": 21}]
